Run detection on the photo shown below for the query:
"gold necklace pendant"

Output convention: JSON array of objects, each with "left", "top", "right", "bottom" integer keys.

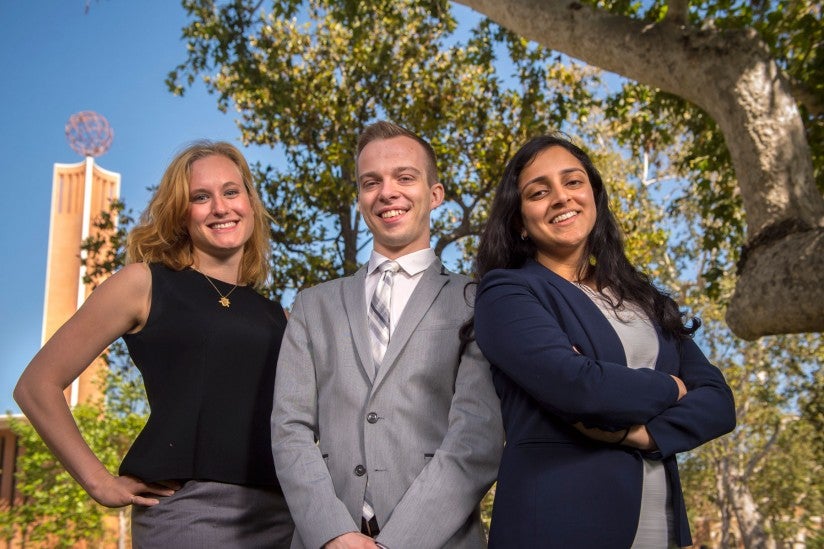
[{"left": 195, "top": 269, "right": 239, "bottom": 308}]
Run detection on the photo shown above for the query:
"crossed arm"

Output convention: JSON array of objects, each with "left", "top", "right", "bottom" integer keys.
[{"left": 475, "top": 271, "right": 734, "bottom": 455}]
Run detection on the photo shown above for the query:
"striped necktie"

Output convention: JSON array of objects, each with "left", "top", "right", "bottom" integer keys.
[
  {"left": 363, "top": 260, "right": 400, "bottom": 529},
  {"left": 368, "top": 260, "right": 400, "bottom": 372}
]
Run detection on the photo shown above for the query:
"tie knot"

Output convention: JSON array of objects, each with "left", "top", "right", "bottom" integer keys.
[{"left": 379, "top": 260, "right": 400, "bottom": 274}]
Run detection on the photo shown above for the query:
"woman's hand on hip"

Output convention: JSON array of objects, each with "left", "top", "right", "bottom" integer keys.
[{"left": 88, "top": 472, "right": 176, "bottom": 508}]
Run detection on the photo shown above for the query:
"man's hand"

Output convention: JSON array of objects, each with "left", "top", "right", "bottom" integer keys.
[{"left": 324, "top": 532, "right": 380, "bottom": 549}]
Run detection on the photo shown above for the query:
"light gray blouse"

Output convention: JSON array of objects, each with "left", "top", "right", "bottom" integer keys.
[{"left": 576, "top": 284, "right": 676, "bottom": 548}]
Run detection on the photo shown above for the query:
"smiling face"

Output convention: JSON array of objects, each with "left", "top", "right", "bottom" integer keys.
[
  {"left": 357, "top": 136, "right": 444, "bottom": 259},
  {"left": 519, "top": 145, "right": 597, "bottom": 279},
  {"left": 186, "top": 154, "right": 254, "bottom": 264}
]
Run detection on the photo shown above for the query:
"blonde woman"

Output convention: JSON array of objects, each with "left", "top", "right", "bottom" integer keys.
[{"left": 15, "top": 141, "right": 293, "bottom": 547}]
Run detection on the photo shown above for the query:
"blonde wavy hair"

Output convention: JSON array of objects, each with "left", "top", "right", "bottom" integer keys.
[{"left": 126, "top": 140, "right": 272, "bottom": 287}]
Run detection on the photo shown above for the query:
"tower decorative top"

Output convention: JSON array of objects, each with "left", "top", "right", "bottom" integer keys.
[{"left": 65, "top": 111, "right": 114, "bottom": 158}]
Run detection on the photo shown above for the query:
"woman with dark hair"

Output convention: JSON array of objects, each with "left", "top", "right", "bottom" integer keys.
[
  {"left": 15, "top": 141, "right": 293, "bottom": 547},
  {"left": 473, "top": 134, "right": 735, "bottom": 548}
]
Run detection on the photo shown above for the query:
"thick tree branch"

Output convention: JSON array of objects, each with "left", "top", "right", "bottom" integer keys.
[
  {"left": 727, "top": 228, "right": 824, "bottom": 338},
  {"left": 454, "top": 0, "right": 824, "bottom": 338},
  {"left": 788, "top": 77, "right": 824, "bottom": 117}
]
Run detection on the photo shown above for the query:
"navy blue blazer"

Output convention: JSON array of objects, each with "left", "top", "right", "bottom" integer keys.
[{"left": 475, "top": 260, "right": 735, "bottom": 548}]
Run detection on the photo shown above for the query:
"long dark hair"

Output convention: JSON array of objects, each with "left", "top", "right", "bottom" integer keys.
[{"left": 474, "top": 134, "right": 698, "bottom": 339}]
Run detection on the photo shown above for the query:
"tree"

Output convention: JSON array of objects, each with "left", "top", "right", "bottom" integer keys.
[
  {"left": 1, "top": 356, "right": 147, "bottom": 548},
  {"left": 452, "top": 0, "right": 824, "bottom": 340},
  {"left": 2, "top": 407, "right": 109, "bottom": 547},
  {"left": 652, "top": 147, "right": 823, "bottom": 547},
  {"left": 169, "top": 0, "right": 601, "bottom": 295},
  {"left": 678, "top": 318, "right": 823, "bottom": 547}
]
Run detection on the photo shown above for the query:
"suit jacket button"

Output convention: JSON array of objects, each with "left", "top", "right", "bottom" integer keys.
[
  {"left": 354, "top": 465, "right": 366, "bottom": 476},
  {"left": 366, "top": 412, "right": 379, "bottom": 424}
]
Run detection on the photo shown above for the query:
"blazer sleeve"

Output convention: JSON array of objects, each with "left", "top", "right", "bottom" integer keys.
[
  {"left": 377, "top": 339, "right": 504, "bottom": 548},
  {"left": 271, "top": 292, "right": 359, "bottom": 548},
  {"left": 645, "top": 337, "right": 736, "bottom": 458},
  {"left": 475, "top": 268, "right": 680, "bottom": 427}
]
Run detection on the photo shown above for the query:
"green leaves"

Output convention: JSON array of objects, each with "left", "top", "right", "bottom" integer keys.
[
  {"left": 81, "top": 200, "right": 133, "bottom": 289},
  {"left": 2, "top": 370, "right": 147, "bottom": 546},
  {"left": 1, "top": 426, "right": 103, "bottom": 545},
  {"left": 680, "top": 325, "right": 823, "bottom": 546},
  {"left": 171, "top": 0, "right": 602, "bottom": 288}
]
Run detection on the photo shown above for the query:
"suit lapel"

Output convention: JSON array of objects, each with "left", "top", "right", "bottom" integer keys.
[
  {"left": 343, "top": 266, "right": 375, "bottom": 381},
  {"left": 373, "top": 260, "right": 449, "bottom": 390},
  {"left": 525, "top": 259, "right": 627, "bottom": 365}
]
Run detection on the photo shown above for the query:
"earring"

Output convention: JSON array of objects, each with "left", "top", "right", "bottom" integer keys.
[
  {"left": 588, "top": 254, "right": 597, "bottom": 267},
  {"left": 520, "top": 230, "right": 528, "bottom": 241}
]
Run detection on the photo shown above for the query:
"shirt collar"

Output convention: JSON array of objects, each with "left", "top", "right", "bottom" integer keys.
[{"left": 367, "top": 248, "right": 436, "bottom": 276}]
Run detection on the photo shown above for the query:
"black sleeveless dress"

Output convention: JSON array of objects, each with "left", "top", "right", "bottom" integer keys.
[
  {"left": 121, "top": 264, "right": 293, "bottom": 547},
  {"left": 120, "top": 263, "right": 285, "bottom": 486}
]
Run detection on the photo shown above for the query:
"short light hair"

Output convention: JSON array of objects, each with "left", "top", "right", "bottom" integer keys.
[
  {"left": 126, "top": 140, "right": 272, "bottom": 287},
  {"left": 356, "top": 121, "right": 438, "bottom": 185}
]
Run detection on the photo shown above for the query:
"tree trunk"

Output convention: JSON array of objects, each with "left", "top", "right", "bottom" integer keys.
[
  {"left": 454, "top": 0, "right": 824, "bottom": 339},
  {"left": 119, "top": 509, "right": 127, "bottom": 549},
  {"left": 339, "top": 165, "right": 360, "bottom": 275},
  {"left": 718, "top": 457, "right": 776, "bottom": 549},
  {"left": 715, "top": 467, "right": 733, "bottom": 548}
]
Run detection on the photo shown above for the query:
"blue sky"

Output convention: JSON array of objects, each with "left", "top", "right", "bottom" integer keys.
[{"left": 0, "top": 1, "right": 276, "bottom": 413}]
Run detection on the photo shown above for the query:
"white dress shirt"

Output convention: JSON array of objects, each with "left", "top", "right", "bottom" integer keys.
[{"left": 365, "top": 248, "right": 436, "bottom": 335}]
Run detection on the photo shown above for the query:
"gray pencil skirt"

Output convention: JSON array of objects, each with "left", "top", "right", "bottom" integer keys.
[{"left": 131, "top": 480, "right": 294, "bottom": 548}]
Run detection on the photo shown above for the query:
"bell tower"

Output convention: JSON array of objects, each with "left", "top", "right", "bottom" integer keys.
[{"left": 43, "top": 111, "right": 120, "bottom": 406}]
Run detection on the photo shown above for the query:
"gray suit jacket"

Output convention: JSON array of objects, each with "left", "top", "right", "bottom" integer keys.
[{"left": 272, "top": 259, "right": 503, "bottom": 549}]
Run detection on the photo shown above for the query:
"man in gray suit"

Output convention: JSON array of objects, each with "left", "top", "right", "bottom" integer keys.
[{"left": 272, "top": 121, "right": 503, "bottom": 549}]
